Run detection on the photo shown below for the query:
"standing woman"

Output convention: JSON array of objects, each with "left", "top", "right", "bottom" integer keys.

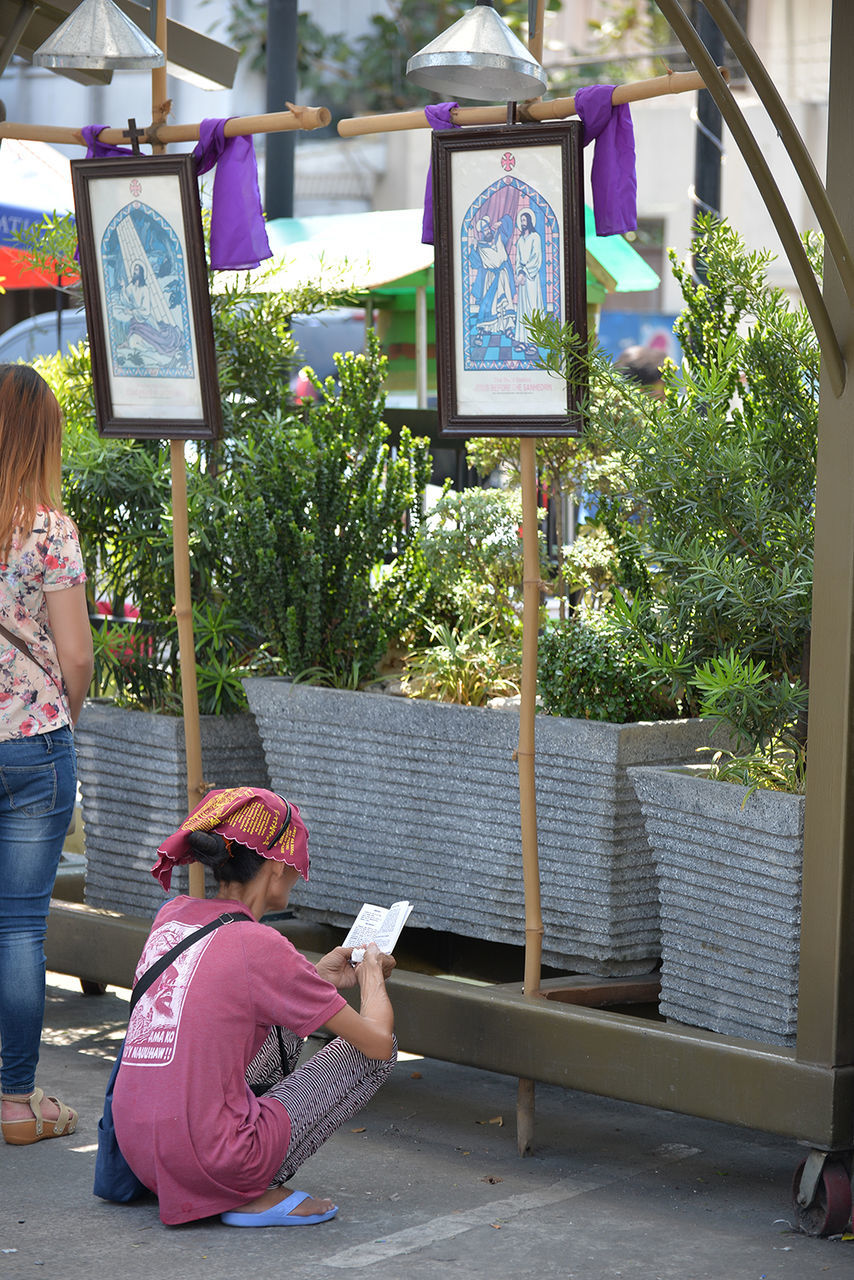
[{"left": 0, "top": 364, "right": 94, "bottom": 1146}]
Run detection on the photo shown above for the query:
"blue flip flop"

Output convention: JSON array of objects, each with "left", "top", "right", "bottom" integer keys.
[{"left": 221, "top": 1190, "right": 339, "bottom": 1227}]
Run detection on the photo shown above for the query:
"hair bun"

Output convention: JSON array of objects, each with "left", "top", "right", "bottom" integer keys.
[{"left": 187, "top": 829, "right": 230, "bottom": 866}]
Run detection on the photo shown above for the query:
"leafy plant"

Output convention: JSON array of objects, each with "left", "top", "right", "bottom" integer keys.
[
  {"left": 559, "top": 522, "right": 621, "bottom": 610},
  {"left": 691, "top": 650, "right": 809, "bottom": 754},
  {"left": 39, "top": 261, "right": 361, "bottom": 715},
  {"left": 401, "top": 620, "right": 520, "bottom": 707},
  {"left": 465, "top": 432, "right": 624, "bottom": 620},
  {"left": 12, "top": 211, "right": 80, "bottom": 299},
  {"left": 538, "top": 611, "right": 677, "bottom": 724},
  {"left": 225, "top": 333, "right": 432, "bottom": 684},
  {"left": 528, "top": 215, "right": 817, "bottom": 779},
  {"left": 703, "top": 741, "right": 807, "bottom": 797},
  {"left": 219, "top": 1, "right": 562, "bottom": 116},
  {"left": 405, "top": 487, "right": 536, "bottom": 644}
]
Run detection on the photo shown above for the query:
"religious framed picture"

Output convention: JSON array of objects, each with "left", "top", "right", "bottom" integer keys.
[
  {"left": 70, "top": 153, "right": 221, "bottom": 440},
  {"left": 431, "top": 121, "right": 587, "bottom": 438}
]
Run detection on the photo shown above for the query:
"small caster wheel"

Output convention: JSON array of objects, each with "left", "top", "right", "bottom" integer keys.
[
  {"left": 792, "top": 1157, "right": 852, "bottom": 1236},
  {"left": 80, "top": 978, "right": 108, "bottom": 996}
]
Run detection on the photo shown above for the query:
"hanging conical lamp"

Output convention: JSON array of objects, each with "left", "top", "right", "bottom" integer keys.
[
  {"left": 406, "top": 0, "right": 547, "bottom": 102},
  {"left": 32, "top": 0, "right": 165, "bottom": 71}
]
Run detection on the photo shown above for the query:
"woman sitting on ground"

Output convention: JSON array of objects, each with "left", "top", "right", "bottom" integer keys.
[{"left": 110, "top": 786, "right": 396, "bottom": 1228}]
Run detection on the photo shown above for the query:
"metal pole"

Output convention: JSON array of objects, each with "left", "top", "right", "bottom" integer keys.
[
  {"left": 795, "top": 0, "right": 854, "bottom": 1071},
  {"left": 265, "top": 0, "right": 298, "bottom": 219},
  {"left": 415, "top": 284, "right": 428, "bottom": 409},
  {"left": 692, "top": 5, "right": 723, "bottom": 237}
]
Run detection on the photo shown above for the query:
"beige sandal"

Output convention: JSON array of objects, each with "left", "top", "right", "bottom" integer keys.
[{"left": 1, "top": 1087, "right": 78, "bottom": 1145}]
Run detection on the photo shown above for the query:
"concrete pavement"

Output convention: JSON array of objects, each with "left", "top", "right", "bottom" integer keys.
[{"left": 1, "top": 970, "right": 852, "bottom": 1280}]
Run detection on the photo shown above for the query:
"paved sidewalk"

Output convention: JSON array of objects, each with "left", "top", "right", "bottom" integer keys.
[{"left": 1, "top": 971, "right": 852, "bottom": 1280}]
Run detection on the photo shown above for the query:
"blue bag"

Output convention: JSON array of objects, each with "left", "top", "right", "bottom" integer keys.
[
  {"left": 93, "top": 1039, "right": 148, "bottom": 1202},
  {"left": 92, "top": 911, "right": 250, "bottom": 1203}
]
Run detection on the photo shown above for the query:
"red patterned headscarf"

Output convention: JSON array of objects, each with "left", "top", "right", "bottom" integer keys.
[{"left": 151, "top": 786, "right": 310, "bottom": 889}]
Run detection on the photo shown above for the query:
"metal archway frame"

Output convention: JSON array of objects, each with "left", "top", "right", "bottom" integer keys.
[
  {"left": 651, "top": 0, "right": 854, "bottom": 1143},
  {"left": 32, "top": 0, "right": 854, "bottom": 1167}
]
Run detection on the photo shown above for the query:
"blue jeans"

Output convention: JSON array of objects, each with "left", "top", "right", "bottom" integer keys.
[{"left": 0, "top": 726, "right": 77, "bottom": 1095}]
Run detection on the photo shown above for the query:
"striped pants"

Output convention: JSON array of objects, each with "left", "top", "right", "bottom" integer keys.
[{"left": 245, "top": 1028, "right": 397, "bottom": 1184}]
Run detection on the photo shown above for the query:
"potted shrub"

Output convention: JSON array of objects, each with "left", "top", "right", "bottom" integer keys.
[
  {"left": 245, "top": 485, "right": 718, "bottom": 977},
  {"left": 531, "top": 216, "right": 816, "bottom": 1040},
  {"left": 41, "top": 271, "right": 363, "bottom": 917}
]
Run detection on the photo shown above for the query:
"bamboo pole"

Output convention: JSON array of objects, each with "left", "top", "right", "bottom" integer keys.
[
  {"left": 153, "top": 1, "right": 206, "bottom": 896},
  {"left": 516, "top": 436, "right": 545, "bottom": 1156},
  {"left": 0, "top": 104, "right": 331, "bottom": 147},
  {"left": 515, "top": 0, "right": 547, "bottom": 1160},
  {"left": 337, "top": 68, "right": 716, "bottom": 137}
]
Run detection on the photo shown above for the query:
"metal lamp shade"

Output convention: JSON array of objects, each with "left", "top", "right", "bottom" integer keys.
[
  {"left": 406, "top": 0, "right": 547, "bottom": 102},
  {"left": 32, "top": 0, "right": 165, "bottom": 71}
]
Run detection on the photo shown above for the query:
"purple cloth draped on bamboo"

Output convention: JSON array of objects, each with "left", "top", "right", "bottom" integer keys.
[
  {"left": 421, "top": 103, "right": 459, "bottom": 245},
  {"left": 80, "top": 121, "right": 272, "bottom": 271},
  {"left": 82, "top": 125, "right": 134, "bottom": 158},
  {"left": 74, "top": 128, "right": 134, "bottom": 260},
  {"left": 574, "top": 85, "right": 637, "bottom": 236},
  {"left": 419, "top": 89, "right": 635, "bottom": 244},
  {"left": 193, "top": 119, "right": 272, "bottom": 270}
]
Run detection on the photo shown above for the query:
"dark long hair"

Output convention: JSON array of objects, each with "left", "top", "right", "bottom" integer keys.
[{"left": 187, "top": 830, "right": 266, "bottom": 884}]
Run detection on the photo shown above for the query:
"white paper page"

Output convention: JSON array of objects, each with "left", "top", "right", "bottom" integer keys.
[{"left": 343, "top": 900, "right": 413, "bottom": 960}]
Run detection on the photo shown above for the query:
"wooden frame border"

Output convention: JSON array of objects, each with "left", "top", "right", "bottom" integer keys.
[
  {"left": 432, "top": 121, "right": 587, "bottom": 439},
  {"left": 70, "top": 153, "right": 221, "bottom": 441}
]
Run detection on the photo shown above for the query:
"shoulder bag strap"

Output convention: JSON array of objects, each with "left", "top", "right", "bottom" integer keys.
[
  {"left": 128, "top": 911, "right": 252, "bottom": 1016},
  {"left": 0, "top": 618, "right": 53, "bottom": 680}
]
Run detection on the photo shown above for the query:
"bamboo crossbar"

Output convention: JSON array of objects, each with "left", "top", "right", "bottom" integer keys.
[
  {"left": 337, "top": 68, "right": 722, "bottom": 137},
  {"left": 0, "top": 70, "right": 718, "bottom": 150},
  {"left": 0, "top": 103, "right": 331, "bottom": 147}
]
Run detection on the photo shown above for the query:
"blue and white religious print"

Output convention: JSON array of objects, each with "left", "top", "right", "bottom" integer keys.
[
  {"left": 461, "top": 171, "right": 561, "bottom": 371},
  {"left": 101, "top": 197, "right": 194, "bottom": 381},
  {"left": 449, "top": 138, "right": 577, "bottom": 422}
]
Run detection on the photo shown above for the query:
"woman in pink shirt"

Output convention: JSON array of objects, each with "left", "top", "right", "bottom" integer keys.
[
  {"left": 0, "top": 365, "right": 93, "bottom": 1149},
  {"left": 112, "top": 787, "right": 397, "bottom": 1227}
]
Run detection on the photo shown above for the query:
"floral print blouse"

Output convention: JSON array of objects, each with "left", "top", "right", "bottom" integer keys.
[{"left": 0, "top": 508, "right": 87, "bottom": 741}]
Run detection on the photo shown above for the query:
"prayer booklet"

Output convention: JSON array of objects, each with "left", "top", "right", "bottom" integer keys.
[{"left": 343, "top": 900, "right": 414, "bottom": 963}]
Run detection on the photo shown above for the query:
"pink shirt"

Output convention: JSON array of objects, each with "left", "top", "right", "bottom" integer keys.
[
  {"left": 112, "top": 896, "right": 346, "bottom": 1224},
  {"left": 0, "top": 508, "right": 86, "bottom": 740}
]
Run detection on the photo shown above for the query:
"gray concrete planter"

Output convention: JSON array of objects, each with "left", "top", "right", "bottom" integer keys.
[
  {"left": 245, "top": 678, "right": 718, "bottom": 975},
  {"left": 75, "top": 702, "right": 270, "bottom": 919},
  {"left": 629, "top": 764, "right": 803, "bottom": 1045}
]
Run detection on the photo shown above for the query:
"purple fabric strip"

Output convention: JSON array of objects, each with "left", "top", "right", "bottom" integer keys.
[
  {"left": 80, "top": 121, "right": 271, "bottom": 271},
  {"left": 82, "top": 124, "right": 134, "bottom": 158},
  {"left": 574, "top": 85, "right": 637, "bottom": 236},
  {"left": 193, "top": 118, "right": 272, "bottom": 271},
  {"left": 75, "top": 128, "right": 135, "bottom": 259},
  {"left": 421, "top": 102, "right": 459, "bottom": 245}
]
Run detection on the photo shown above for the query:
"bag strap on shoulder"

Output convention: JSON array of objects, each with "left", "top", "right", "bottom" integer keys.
[
  {"left": 129, "top": 911, "right": 252, "bottom": 1015},
  {"left": 0, "top": 618, "right": 53, "bottom": 680}
]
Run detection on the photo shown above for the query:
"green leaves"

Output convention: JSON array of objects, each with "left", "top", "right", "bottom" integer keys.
[
  {"left": 692, "top": 650, "right": 808, "bottom": 755},
  {"left": 46, "top": 270, "right": 376, "bottom": 715},
  {"left": 529, "top": 215, "right": 817, "bottom": 776},
  {"left": 401, "top": 620, "right": 521, "bottom": 707},
  {"left": 225, "top": 332, "right": 432, "bottom": 685},
  {"left": 538, "top": 613, "right": 677, "bottom": 725}
]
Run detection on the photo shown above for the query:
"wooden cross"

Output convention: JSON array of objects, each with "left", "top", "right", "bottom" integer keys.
[{"left": 121, "top": 118, "right": 145, "bottom": 154}]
